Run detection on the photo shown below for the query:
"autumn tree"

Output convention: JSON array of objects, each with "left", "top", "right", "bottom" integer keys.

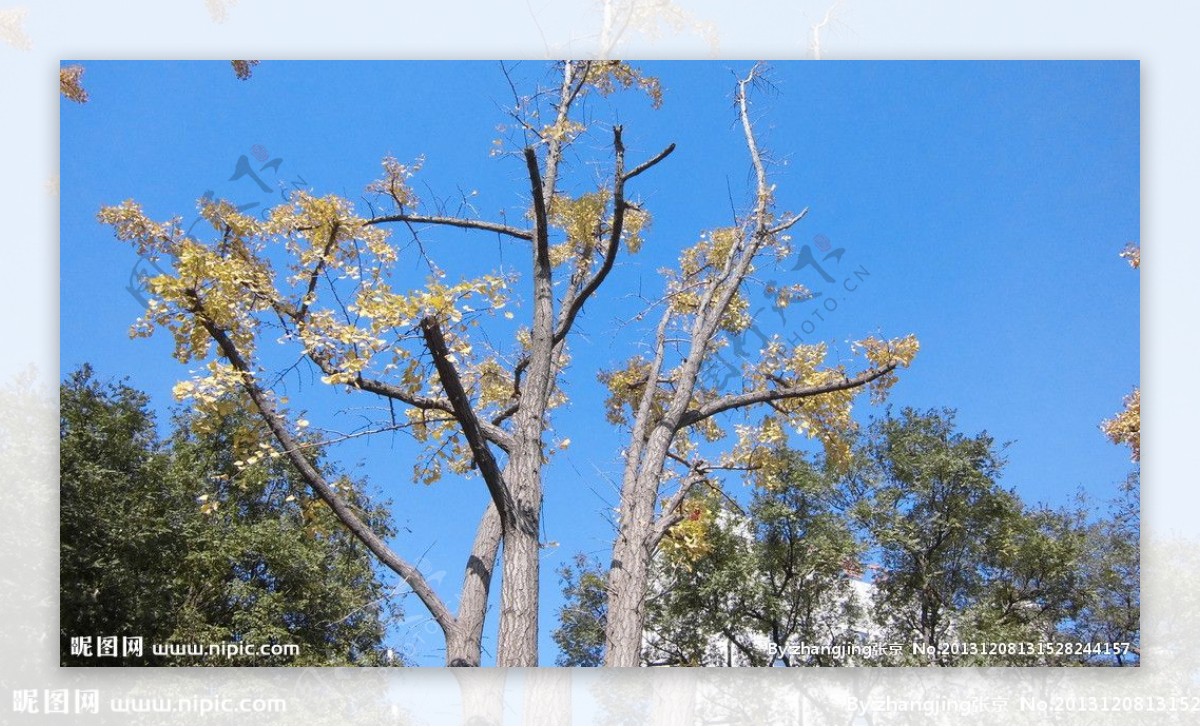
[
  {"left": 1103, "top": 242, "right": 1141, "bottom": 463},
  {"left": 595, "top": 66, "right": 916, "bottom": 666},
  {"left": 98, "top": 61, "right": 916, "bottom": 666},
  {"left": 98, "top": 61, "right": 663, "bottom": 666}
]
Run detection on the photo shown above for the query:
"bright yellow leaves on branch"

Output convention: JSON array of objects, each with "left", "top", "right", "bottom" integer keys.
[
  {"left": 60, "top": 65, "right": 89, "bottom": 104},
  {"left": 98, "top": 200, "right": 184, "bottom": 259},
  {"left": 1102, "top": 388, "right": 1140, "bottom": 462},
  {"left": 599, "top": 356, "right": 658, "bottom": 427},
  {"left": 668, "top": 227, "right": 754, "bottom": 332},
  {"left": 730, "top": 335, "right": 919, "bottom": 472},
  {"left": 547, "top": 191, "right": 652, "bottom": 269},
  {"left": 548, "top": 192, "right": 609, "bottom": 268},
  {"left": 659, "top": 496, "right": 716, "bottom": 567},
  {"left": 581, "top": 61, "right": 664, "bottom": 109},
  {"left": 858, "top": 334, "right": 921, "bottom": 402},
  {"left": 527, "top": 62, "right": 664, "bottom": 145},
  {"left": 365, "top": 156, "right": 422, "bottom": 209}
]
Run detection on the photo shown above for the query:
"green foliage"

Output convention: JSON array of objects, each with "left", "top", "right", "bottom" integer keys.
[
  {"left": 552, "top": 554, "right": 608, "bottom": 667},
  {"left": 553, "top": 408, "right": 1135, "bottom": 667},
  {"left": 1069, "top": 472, "right": 1140, "bottom": 665},
  {"left": 855, "top": 408, "right": 1087, "bottom": 664},
  {"left": 60, "top": 365, "right": 400, "bottom": 666}
]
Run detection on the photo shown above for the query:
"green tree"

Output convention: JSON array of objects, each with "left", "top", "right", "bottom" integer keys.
[
  {"left": 552, "top": 554, "right": 608, "bottom": 667},
  {"left": 854, "top": 408, "right": 1085, "bottom": 665},
  {"left": 60, "top": 365, "right": 400, "bottom": 666},
  {"left": 555, "top": 410, "right": 1104, "bottom": 667},
  {"left": 556, "top": 451, "right": 869, "bottom": 667},
  {"left": 1069, "top": 472, "right": 1140, "bottom": 665},
  {"left": 641, "top": 453, "right": 869, "bottom": 666}
]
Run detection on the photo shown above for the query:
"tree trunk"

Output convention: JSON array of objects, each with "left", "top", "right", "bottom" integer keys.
[
  {"left": 604, "top": 532, "right": 652, "bottom": 666},
  {"left": 523, "top": 669, "right": 572, "bottom": 725},
  {"left": 447, "top": 502, "right": 502, "bottom": 666},
  {"left": 496, "top": 521, "right": 540, "bottom": 666},
  {"left": 452, "top": 669, "right": 506, "bottom": 725},
  {"left": 495, "top": 449, "right": 542, "bottom": 666},
  {"left": 445, "top": 625, "right": 484, "bottom": 668},
  {"left": 605, "top": 425, "right": 677, "bottom": 666}
]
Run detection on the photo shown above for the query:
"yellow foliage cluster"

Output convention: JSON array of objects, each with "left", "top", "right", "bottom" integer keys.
[
  {"left": 581, "top": 61, "right": 664, "bottom": 109},
  {"left": 98, "top": 200, "right": 184, "bottom": 259},
  {"left": 659, "top": 497, "right": 716, "bottom": 567},
  {"left": 475, "top": 358, "right": 516, "bottom": 408},
  {"left": 352, "top": 274, "right": 510, "bottom": 333},
  {"left": 541, "top": 118, "right": 587, "bottom": 144},
  {"left": 622, "top": 206, "right": 650, "bottom": 254},
  {"left": 599, "top": 356, "right": 656, "bottom": 427},
  {"left": 665, "top": 227, "right": 757, "bottom": 333},
  {"left": 857, "top": 334, "right": 921, "bottom": 402},
  {"left": 1102, "top": 387, "right": 1141, "bottom": 462},
  {"left": 678, "top": 227, "right": 740, "bottom": 278},
  {"left": 729, "top": 335, "right": 920, "bottom": 472},
  {"left": 548, "top": 191, "right": 609, "bottom": 267},
  {"left": 100, "top": 185, "right": 527, "bottom": 488},
  {"left": 365, "top": 155, "right": 422, "bottom": 209},
  {"left": 60, "top": 65, "right": 89, "bottom": 104}
]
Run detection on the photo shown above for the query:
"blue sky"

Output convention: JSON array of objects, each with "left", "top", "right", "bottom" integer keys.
[{"left": 60, "top": 60, "right": 1139, "bottom": 666}]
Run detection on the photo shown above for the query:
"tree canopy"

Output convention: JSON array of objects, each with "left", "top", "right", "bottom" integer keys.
[
  {"left": 95, "top": 61, "right": 917, "bottom": 666},
  {"left": 60, "top": 365, "right": 400, "bottom": 666},
  {"left": 554, "top": 408, "right": 1139, "bottom": 667}
]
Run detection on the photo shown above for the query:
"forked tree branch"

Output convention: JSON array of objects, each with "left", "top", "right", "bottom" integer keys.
[
  {"left": 495, "top": 134, "right": 677, "bottom": 427},
  {"left": 554, "top": 131, "right": 676, "bottom": 349},
  {"left": 269, "top": 291, "right": 515, "bottom": 452}
]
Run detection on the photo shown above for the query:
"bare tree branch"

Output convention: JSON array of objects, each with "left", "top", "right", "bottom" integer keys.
[
  {"left": 623, "top": 141, "right": 677, "bottom": 182},
  {"left": 525, "top": 147, "right": 553, "bottom": 295},
  {"left": 420, "top": 315, "right": 514, "bottom": 524},
  {"left": 678, "top": 363, "right": 897, "bottom": 428},
  {"left": 366, "top": 212, "right": 532, "bottom": 240}
]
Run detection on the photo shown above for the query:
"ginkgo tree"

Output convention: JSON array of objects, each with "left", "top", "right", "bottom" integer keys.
[
  {"left": 594, "top": 66, "right": 916, "bottom": 666},
  {"left": 99, "top": 61, "right": 916, "bottom": 667}
]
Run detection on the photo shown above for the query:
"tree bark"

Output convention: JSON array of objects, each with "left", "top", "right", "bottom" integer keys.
[{"left": 448, "top": 502, "right": 501, "bottom": 666}]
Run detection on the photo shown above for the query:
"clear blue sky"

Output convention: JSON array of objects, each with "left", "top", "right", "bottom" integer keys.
[{"left": 60, "top": 60, "right": 1139, "bottom": 666}]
